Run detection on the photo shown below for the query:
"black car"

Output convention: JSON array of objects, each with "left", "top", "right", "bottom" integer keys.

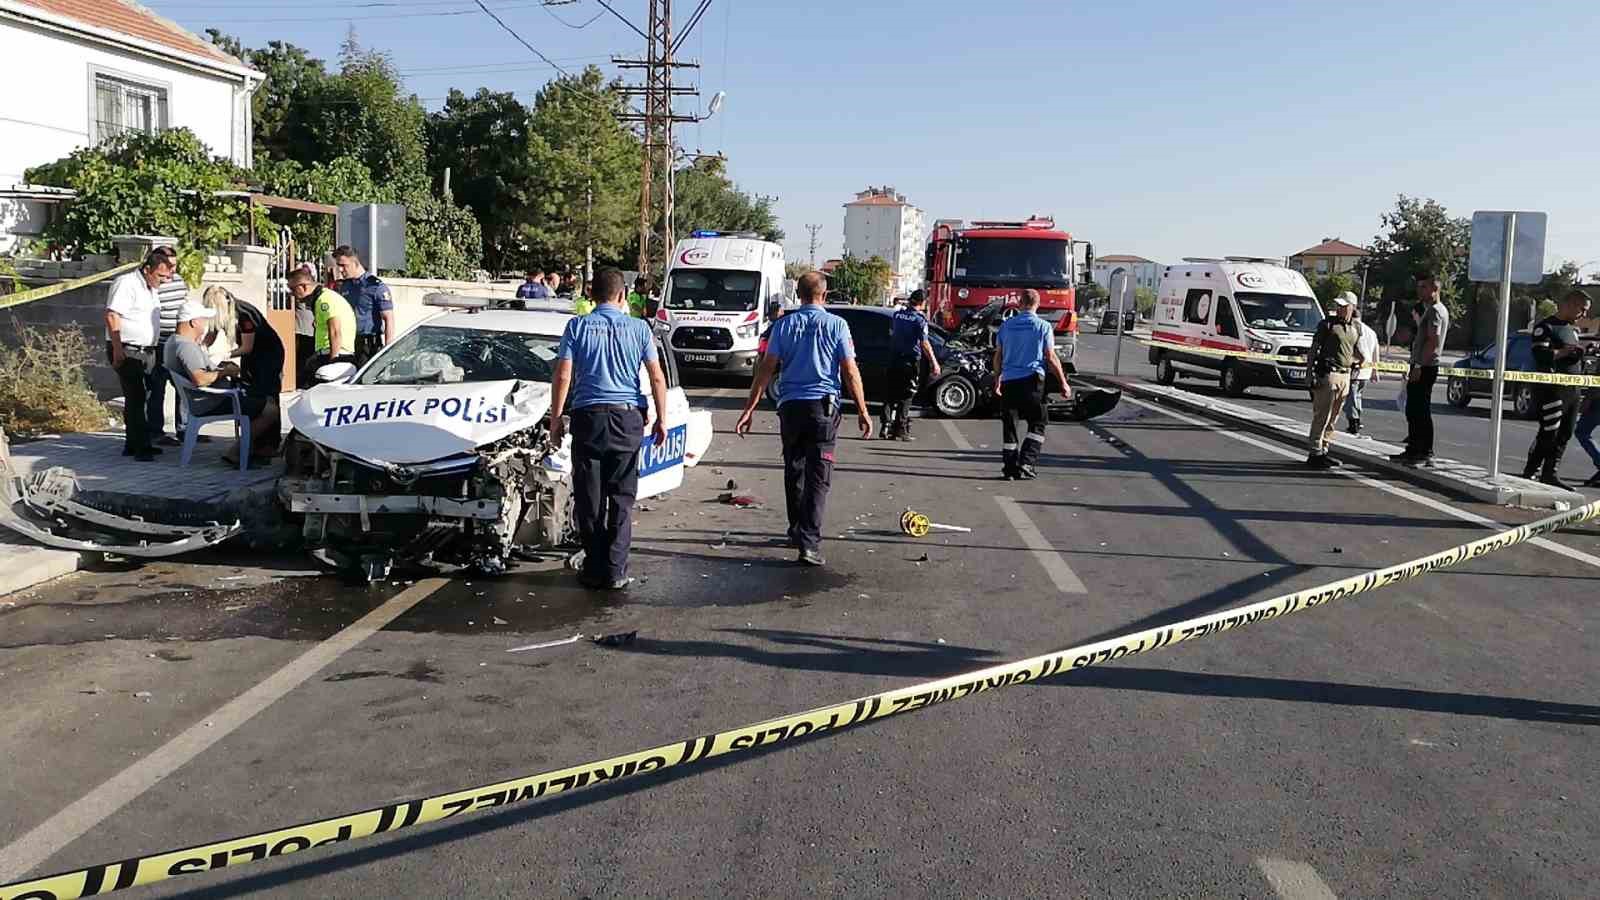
[{"left": 1096, "top": 308, "right": 1136, "bottom": 334}]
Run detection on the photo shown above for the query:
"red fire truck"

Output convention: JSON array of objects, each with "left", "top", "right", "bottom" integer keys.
[{"left": 924, "top": 216, "right": 1092, "bottom": 369}]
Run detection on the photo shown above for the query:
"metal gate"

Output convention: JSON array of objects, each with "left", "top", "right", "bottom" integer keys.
[{"left": 266, "top": 226, "right": 302, "bottom": 392}]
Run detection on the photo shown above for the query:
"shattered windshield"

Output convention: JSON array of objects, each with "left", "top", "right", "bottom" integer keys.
[
  {"left": 1238, "top": 292, "right": 1322, "bottom": 333},
  {"left": 357, "top": 325, "right": 560, "bottom": 385}
]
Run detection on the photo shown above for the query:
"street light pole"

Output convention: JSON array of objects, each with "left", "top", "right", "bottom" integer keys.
[{"left": 1487, "top": 213, "right": 1517, "bottom": 483}]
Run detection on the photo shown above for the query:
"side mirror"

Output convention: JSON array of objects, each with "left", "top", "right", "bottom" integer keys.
[{"left": 314, "top": 362, "right": 358, "bottom": 384}]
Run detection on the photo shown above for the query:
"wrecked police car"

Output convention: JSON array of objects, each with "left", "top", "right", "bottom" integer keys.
[{"left": 279, "top": 295, "right": 712, "bottom": 579}]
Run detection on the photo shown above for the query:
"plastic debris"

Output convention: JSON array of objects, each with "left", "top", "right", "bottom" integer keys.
[
  {"left": 591, "top": 630, "right": 638, "bottom": 647},
  {"left": 508, "top": 633, "right": 584, "bottom": 653}
]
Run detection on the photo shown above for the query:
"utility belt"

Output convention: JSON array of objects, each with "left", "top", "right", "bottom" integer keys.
[
  {"left": 780, "top": 395, "right": 840, "bottom": 416},
  {"left": 109, "top": 340, "right": 158, "bottom": 372}
]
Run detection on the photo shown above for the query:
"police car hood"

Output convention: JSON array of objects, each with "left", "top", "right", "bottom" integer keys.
[{"left": 288, "top": 380, "right": 550, "bottom": 464}]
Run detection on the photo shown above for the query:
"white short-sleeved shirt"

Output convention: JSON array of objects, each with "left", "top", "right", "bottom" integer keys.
[{"left": 105, "top": 270, "right": 161, "bottom": 347}]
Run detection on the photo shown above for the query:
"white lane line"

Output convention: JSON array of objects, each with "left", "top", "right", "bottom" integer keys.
[
  {"left": 994, "top": 496, "right": 1088, "bottom": 593},
  {"left": 940, "top": 418, "right": 973, "bottom": 451},
  {"left": 0, "top": 578, "right": 449, "bottom": 882},
  {"left": 1123, "top": 396, "right": 1600, "bottom": 572},
  {"left": 1257, "top": 857, "right": 1339, "bottom": 900}
]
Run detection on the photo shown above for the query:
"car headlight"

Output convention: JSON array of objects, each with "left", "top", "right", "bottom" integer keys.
[
  {"left": 957, "top": 288, "right": 970, "bottom": 300},
  {"left": 1249, "top": 339, "right": 1273, "bottom": 353},
  {"left": 736, "top": 323, "right": 758, "bottom": 339}
]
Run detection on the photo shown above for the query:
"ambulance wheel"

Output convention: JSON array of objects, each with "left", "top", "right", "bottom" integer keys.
[
  {"left": 1220, "top": 363, "right": 1247, "bottom": 397},
  {"left": 1155, "top": 355, "right": 1177, "bottom": 385},
  {"left": 933, "top": 375, "right": 978, "bottom": 418}
]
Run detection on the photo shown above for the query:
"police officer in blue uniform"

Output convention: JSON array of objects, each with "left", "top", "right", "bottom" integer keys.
[
  {"left": 736, "top": 271, "right": 873, "bottom": 567},
  {"left": 994, "top": 289, "right": 1071, "bottom": 480},
  {"left": 333, "top": 245, "right": 394, "bottom": 363},
  {"left": 548, "top": 268, "right": 670, "bottom": 590},
  {"left": 1521, "top": 288, "right": 1591, "bottom": 489},
  {"left": 883, "top": 290, "right": 941, "bottom": 441}
]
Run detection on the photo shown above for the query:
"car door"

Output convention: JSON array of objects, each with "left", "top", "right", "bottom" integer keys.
[
  {"left": 637, "top": 333, "right": 692, "bottom": 498},
  {"left": 837, "top": 309, "right": 890, "bottom": 402}
]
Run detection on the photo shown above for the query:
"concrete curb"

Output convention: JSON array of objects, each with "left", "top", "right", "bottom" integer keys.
[
  {"left": 1083, "top": 374, "right": 1585, "bottom": 510},
  {"left": 0, "top": 542, "right": 82, "bottom": 598}
]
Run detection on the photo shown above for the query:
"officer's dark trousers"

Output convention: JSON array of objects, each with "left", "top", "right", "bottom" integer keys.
[
  {"left": 106, "top": 343, "right": 151, "bottom": 454},
  {"left": 1404, "top": 365, "right": 1438, "bottom": 456},
  {"left": 883, "top": 356, "right": 920, "bottom": 435},
  {"left": 1524, "top": 385, "right": 1580, "bottom": 478},
  {"left": 1000, "top": 375, "right": 1046, "bottom": 475},
  {"left": 570, "top": 404, "right": 644, "bottom": 582},
  {"left": 778, "top": 399, "right": 840, "bottom": 552},
  {"left": 355, "top": 333, "right": 383, "bottom": 365}
]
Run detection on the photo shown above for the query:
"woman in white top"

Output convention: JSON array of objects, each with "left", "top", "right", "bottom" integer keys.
[{"left": 1342, "top": 292, "right": 1381, "bottom": 435}]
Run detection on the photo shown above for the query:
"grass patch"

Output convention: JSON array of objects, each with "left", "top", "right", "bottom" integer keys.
[{"left": 0, "top": 319, "right": 113, "bottom": 437}]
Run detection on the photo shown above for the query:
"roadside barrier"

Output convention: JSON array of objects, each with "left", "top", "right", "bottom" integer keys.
[
  {"left": 1141, "top": 338, "right": 1600, "bottom": 389},
  {"left": 4, "top": 499, "right": 1597, "bottom": 899},
  {"left": 0, "top": 262, "right": 141, "bottom": 312}
]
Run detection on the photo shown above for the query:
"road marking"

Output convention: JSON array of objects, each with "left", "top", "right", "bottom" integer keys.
[
  {"left": 994, "top": 496, "right": 1088, "bottom": 593},
  {"left": 1123, "top": 396, "right": 1600, "bottom": 572},
  {"left": 1257, "top": 857, "right": 1339, "bottom": 900},
  {"left": 940, "top": 418, "right": 973, "bottom": 451},
  {"left": 0, "top": 578, "right": 448, "bottom": 882}
]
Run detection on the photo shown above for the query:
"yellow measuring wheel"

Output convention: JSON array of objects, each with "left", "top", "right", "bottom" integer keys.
[{"left": 899, "top": 507, "right": 971, "bottom": 537}]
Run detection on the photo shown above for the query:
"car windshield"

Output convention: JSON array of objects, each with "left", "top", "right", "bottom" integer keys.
[
  {"left": 666, "top": 268, "right": 760, "bottom": 312},
  {"left": 952, "top": 238, "right": 1071, "bottom": 287},
  {"left": 1238, "top": 292, "right": 1322, "bottom": 333},
  {"left": 357, "top": 325, "right": 560, "bottom": 385}
]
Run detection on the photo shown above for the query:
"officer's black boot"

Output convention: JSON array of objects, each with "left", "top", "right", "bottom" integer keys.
[{"left": 1541, "top": 456, "right": 1573, "bottom": 491}]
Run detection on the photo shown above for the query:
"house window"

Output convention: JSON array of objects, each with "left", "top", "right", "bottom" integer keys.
[
  {"left": 94, "top": 73, "right": 168, "bottom": 142},
  {"left": 1315, "top": 258, "right": 1329, "bottom": 275}
]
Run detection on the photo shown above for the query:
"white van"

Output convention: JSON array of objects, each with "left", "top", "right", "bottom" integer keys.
[
  {"left": 1146, "top": 257, "right": 1323, "bottom": 395},
  {"left": 659, "top": 231, "right": 788, "bottom": 376}
]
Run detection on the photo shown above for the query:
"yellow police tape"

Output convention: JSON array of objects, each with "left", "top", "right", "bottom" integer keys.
[
  {"left": 1140, "top": 338, "right": 1600, "bottom": 389},
  {"left": 4, "top": 499, "right": 1598, "bottom": 899},
  {"left": 0, "top": 262, "right": 141, "bottom": 312}
]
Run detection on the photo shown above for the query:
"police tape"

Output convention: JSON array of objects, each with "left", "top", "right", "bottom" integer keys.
[
  {"left": 5, "top": 499, "right": 1598, "bottom": 900},
  {"left": 1140, "top": 339, "right": 1600, "bottom": 389},
  {"left": 0, "top": 262, "right": 141, "bottom": 312}
]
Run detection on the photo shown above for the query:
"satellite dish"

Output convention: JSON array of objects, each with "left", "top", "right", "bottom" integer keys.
[{"left": 706, "top": 91, "right": 726, "bottom": 117}]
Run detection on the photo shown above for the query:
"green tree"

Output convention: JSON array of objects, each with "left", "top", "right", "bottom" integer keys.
[
  {"left": 426, "top": 88, "right": 536, "bottom": 276},
  {"left": 1311, "top": 272, "right": 1358, "bottom": 306},
  {"left": 785, "top": 260, "right": 813, "bottom": 281},
  {"left": 1363, "top": 195, "right": 1470, "bottom": 319},
  {"left": 828, "top": 255, "right": 893, "bottom": 305},
  {"left": 672, "top": 156, "right": 783, "bottom": 243},
  {"left": 1134, "top": 286, "right": 1156, "bottom": 316},
  {"left": 206, "top": 31, "right": 329, "bottom": 163},
  {"left": 1076, "top": 280, "right": 1107, "bottom": 306}
]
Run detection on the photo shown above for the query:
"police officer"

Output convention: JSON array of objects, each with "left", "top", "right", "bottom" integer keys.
[
  {"left": 1521, "top": 288, "right": 1591, "bottom": 489},
  {"left": 333, "top": 245, "right": 394, "bottom": 363},
  {"left": 548, "top": 268, "right": 669, "bottom": 590},
  {"left": 736, "top": 271, "right": 872, "bottom": 567},
  {"left": 994, "top": 288, "right": 1071, "bottom": 480},
  {"left": 883, "top": 290, "right": 940, "bottom": 441}
]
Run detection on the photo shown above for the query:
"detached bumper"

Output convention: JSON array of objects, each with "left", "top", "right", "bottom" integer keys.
[{"left": 289, "top": 493, "right": 502, "bottom": 520}]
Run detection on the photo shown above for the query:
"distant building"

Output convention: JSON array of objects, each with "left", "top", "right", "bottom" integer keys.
[
  {"left": 842, "top": 186, "right": 926, "bottom": 298},
  {"left": 1289, "top": 238, "right": 1368, "bottom": 277},
  {"left": 1091, "top": 254, "right": 1163, "bottom": 292}
]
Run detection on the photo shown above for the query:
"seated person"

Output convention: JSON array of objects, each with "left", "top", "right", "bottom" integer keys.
[{"left": 163, "top": 300, "right": 279, "bottom": 467}]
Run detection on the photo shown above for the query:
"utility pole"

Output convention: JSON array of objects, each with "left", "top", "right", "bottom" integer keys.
[{"left": 806, "top": 223, "right": 822, "bottom": 268}]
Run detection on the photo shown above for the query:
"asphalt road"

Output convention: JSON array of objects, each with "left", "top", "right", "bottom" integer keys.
[
  {"left": 3, "top": 382, "right": 1599, "bottom": 898},
  {"left": 1075, "top": 330, "right": 1600, "bottom": 489}
]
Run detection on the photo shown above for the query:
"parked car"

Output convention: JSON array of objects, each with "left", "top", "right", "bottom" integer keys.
[
  {"left": 1446, "top": 332, "right": 1543, "bottom": 418},
  {"left": 1096, "top": 309, "right": 1136, "bottom": 334}
]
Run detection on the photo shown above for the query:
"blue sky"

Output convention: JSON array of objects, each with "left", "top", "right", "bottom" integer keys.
[{"left": 153, "top": 0, "right": 1600, "bottom": 276}]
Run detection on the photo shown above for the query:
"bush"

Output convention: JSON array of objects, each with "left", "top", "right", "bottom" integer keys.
[{"left": 0, "top": 320, "right": 111, "bottom": 436}]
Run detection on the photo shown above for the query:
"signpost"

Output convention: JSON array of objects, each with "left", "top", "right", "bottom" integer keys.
[
  {"left": 1111, "top": 270, "right": 1132, "bottom": 376},
  {"left": 336, "top": 203, "right": 407, "bottom": 272},
  {"left": 1468, "top": 210, "right": 1547, "bottom": 482}
]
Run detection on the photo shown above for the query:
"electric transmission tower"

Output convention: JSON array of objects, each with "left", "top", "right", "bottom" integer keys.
[{"left": 806, "top": 224, "right": 822, "bottom": 268}]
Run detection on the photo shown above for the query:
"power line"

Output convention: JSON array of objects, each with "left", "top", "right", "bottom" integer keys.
[
  {"left": 590, "top": 0, "right": 649, "bottom": 41},
  {"left": 538, "top": 0, "right": 606, "bottom": 28},
  {"left": 471, "top": 0, "right": 572, "bottom": 76}
]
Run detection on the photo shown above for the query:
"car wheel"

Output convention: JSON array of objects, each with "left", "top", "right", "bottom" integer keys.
[
  {"left": 1220, "top": 363, "right": 1247, "bottom": 397},
  {"left": 933, "top": 374, "right": 978, "bottom": 418},
  {"left": 1155, "top": 355, "right": 1177, "bottom": 385},
  {"left": 1446, "top": 376, "right": 1471, "bottom": 408},
  {"left": 1514, "top": 384, "right": 1538, "bottom": 419}
]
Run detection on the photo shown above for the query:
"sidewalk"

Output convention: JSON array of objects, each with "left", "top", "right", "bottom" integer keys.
[{"left": 1085, "top": 374, "right": 1583, "bottom": 510}]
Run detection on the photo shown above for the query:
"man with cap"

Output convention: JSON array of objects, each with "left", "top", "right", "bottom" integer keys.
[
  {"left": 1305, "top": 292, "right": 1363, "bottom": 469},
  {"left": 548, "top": 268, "right": 669, "bottom": 591},
  {"left": 1521, "top": 288, "right": 1591, "bottom": 489},
  {"left": 736, "top": 271, "right": 872, "bottom": 567},
  {"left": 994, "top": 289, "right": 1071, "bottom": 480},
  {"left": 162, "top": 300, "right": 279, "bottom": 466},
  {"left": 882, "top": 289, "right": 940, "bottom": 441},
  {"left": 1340, "top": 292, "right": 1381, "bottom": 436}
]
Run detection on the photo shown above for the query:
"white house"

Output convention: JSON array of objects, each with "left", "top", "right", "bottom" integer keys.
[
  {"left": 0, "top": 0, "right": 259, "bottom": 249},
  {"left": 1091, "top": 254, "right": 1164, "bottom": 293},
  {"left": 842, "top": 186, "right": 926, "bottom": 298}
]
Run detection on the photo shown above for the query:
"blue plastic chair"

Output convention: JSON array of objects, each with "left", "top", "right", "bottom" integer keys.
[{"left": 167, "top": 370, "right": 250, "bottom": 471}]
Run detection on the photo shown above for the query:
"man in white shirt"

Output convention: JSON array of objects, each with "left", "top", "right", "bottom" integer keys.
[
  {"left": 105, "top": 249, "right": 176, "bottom": 461},
  {"left": 1340, "top": 292, "right": 1381, "bottom": 435}
]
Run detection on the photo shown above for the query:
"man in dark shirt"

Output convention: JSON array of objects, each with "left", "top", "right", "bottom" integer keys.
[
  {"left": 1521, "top": 289, "right": 1590, "bottom": 488},
  {"left": 882, "top": 290, "right": 941, "bottom": 441},
  {"left": 1305, "top": 294, "right": 1363, "bottom": 469},
  {"left": 1391, "top": 274, "right": 1449, "bottom": 466}
]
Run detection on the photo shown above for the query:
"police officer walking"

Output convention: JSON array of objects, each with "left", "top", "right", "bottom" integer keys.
[
  {"left": 1521, "top": 288, "right": 1591, "bottom": 489},
  {"left": 736, "top": 271, "right": 872, "bottom": 566},
  {"left": 882, "top": 290, "right": 940, "bottom": 441},
  {"left": 333, "top": 245, "right": 394, "bottom": 363},
  {"left": 994, "top": 289, "right": 1071, "bottom": 480},
  {"left": 548, "top": 268, "right": 669, "bottom": 590}
]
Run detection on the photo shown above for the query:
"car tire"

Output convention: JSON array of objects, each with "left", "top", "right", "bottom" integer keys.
[
  {"left": 1155, "top": 355, "right": 1177, "bottom": 385},
  {"left": 1221, "top": 363, "right": 1247, "bottom": 397},
  {"left": 932, "top": 374, "right": 978, "bottom": 418},
  {"left": 1446, "top": 376, "right": 1471, "bottom": 408},
  {"left": 1514, "top": 384, "right": 1538, "bottom": 419}
]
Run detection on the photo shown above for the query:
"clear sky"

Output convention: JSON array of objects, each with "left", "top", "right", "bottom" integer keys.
[{"left": 152, "top": 0, "right": 1600, "bottom": 276}]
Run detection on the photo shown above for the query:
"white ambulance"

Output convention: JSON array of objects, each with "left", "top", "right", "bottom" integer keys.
[
  {"left": 1146, "top": 257, "right": 1324, "bottom": 396},
  {"left": 658, "top": 231, "right": 788, "bottom": 376}
]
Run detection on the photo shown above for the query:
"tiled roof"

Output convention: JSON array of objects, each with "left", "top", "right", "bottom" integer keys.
[
  {"left": 11, "top": 0, "right": 244, "bottom": 68},
  {"left": 1291, "top": 238, "right": 1368, "bottom": 258},
  {"left": 1096, "top": 254, "right": 1154, "bottom": 263}
]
